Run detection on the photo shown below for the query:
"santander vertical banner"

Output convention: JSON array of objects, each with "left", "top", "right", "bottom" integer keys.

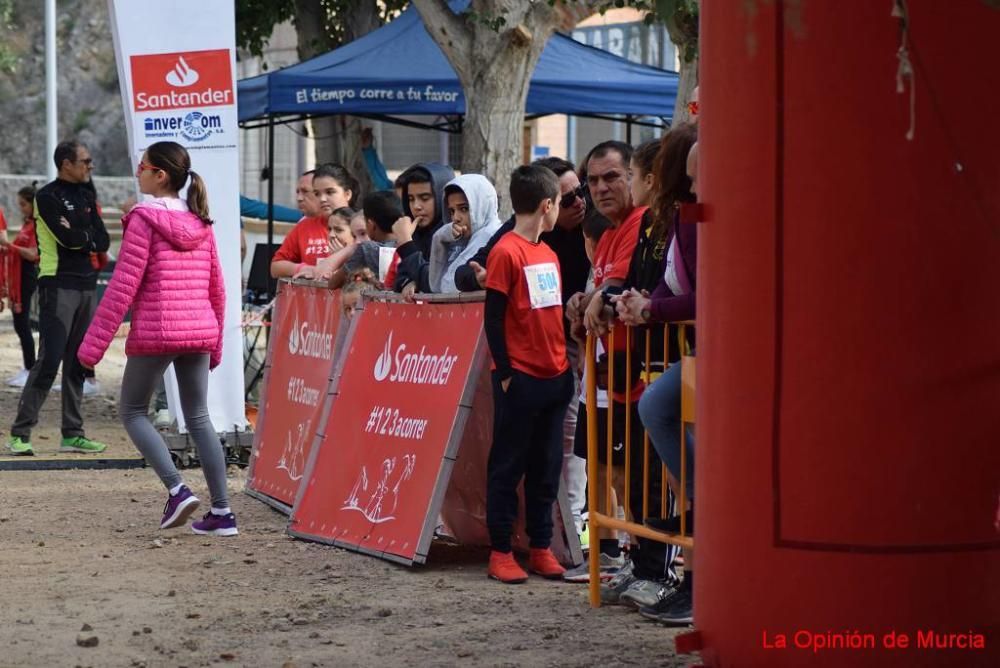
[{"left": 108, "top": 2, "right": 245, "bottom": 432}]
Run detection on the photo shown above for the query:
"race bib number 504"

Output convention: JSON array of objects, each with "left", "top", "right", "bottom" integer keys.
[{"left": 524, "top": 262, "right": 561, "bottom": 309}]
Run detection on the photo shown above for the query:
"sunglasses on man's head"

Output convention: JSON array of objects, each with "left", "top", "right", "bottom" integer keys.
[{"left": 559, "top": 184, "right": 587, "bottom": 209}]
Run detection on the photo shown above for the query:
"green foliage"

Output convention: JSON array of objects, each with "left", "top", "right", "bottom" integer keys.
[
  {"left": 73, "top": 108, "right": 96, "bottom": 134},
  {"left": 235, "top": 0, "right": 295, "bottom": 59},
  {"left": 467, "top": 7, "right": 509, "bottom": 31},
  {"left": 236, "top": 0, "right": 409, "bottom": 60},
  {"left": 0, "top": 0, "right": 17, "bottom": 74}
]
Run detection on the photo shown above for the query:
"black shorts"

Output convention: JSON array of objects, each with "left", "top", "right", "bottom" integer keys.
[
  {"left": 573, "top": 400, "right": 646, "bottom": 466},
  {"left": 573, "top": 399, "right": 670, "bottom": 523}
]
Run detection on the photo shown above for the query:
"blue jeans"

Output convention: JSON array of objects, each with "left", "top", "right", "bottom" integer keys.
[{"left": 638, "top": 362, "right": 695, "bottom": 501}]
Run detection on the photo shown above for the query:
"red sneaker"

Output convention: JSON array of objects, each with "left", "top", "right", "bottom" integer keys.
[
  {"left": 489, "top": 550, "right": 528, "bottom": 584},
  {"left": 528, "top": 548, "right": 566, "bottom": 579}
]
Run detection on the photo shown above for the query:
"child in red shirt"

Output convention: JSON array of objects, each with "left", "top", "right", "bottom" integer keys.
[
  {"left": 0, "top": 185, "right": 40, "bottom": 386},
  {"left": 483, "top": 165, "right": 574, "bottom": 584}
]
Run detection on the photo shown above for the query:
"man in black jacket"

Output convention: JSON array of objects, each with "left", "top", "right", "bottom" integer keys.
[{"left": 7, "top": 140, "right": 111, "bottom": 456}]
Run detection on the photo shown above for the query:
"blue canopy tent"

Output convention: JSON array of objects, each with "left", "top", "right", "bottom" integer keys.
[
  {"left": 239, "top": 0, "right": 679, "bottom": 257},
  {"left": 238, "top": 1, "right": 679, "bottom": 128}
]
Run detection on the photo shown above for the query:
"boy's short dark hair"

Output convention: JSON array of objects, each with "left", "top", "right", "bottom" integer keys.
[
  {"left": 509, "top": 165, "right": 560, "bottom": 215},
  {"left": 532, "top": 156, "right": 576, "bottom": 178},
  {"left": 363, "top": 191, "right": 403, "bottom": 233},
  {"left": 581, "top": 209, "right": 613, "bottom": 244}
]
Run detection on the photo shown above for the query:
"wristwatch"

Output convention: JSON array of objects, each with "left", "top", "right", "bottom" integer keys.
[{"left": 641, "top": 308, "right": 651, "bottom": 321}]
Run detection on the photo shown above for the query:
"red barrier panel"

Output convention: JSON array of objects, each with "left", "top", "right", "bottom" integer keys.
[
  {"left": 289, "top": 300, "right": 484, "bottom": 565},
  {"left": 246, "top": 281, "right": 344, "bottom": 512},
  {"left": 698, "top": 1, "right": 1000, "bottom": 665}
]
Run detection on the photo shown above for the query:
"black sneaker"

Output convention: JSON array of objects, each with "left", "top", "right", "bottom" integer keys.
[{"left": 639, "top": 585, "right": 692, "bottom": 626}]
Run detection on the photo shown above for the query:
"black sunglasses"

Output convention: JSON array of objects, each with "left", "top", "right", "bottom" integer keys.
[
  {"left": 76, "top": 158, "right": 94, "bottom": 166},
  {"left": 559, "top": 183, "right": 587, "bottom": 209}
]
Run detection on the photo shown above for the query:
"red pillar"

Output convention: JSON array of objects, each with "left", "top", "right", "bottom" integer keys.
[{"left": 696, "top": 1, "right": 1000, "bottom": 665}]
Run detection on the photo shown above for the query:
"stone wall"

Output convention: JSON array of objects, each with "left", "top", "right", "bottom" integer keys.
[{"left": 0, "top": 1, "right": 130, "bottom": 176}]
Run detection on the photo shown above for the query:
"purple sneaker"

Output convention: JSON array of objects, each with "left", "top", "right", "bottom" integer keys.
[
  {"left": 160, "top": 485, "right": 200, "bottom": 529},
  {"left": 191, "top": 511, "right": 239, "bottom": 537}
]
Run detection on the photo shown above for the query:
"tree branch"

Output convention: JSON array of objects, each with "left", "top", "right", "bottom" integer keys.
[
  {"left": 412, "top": 0, "right": 473, "bottom": 71},
  {"left": 551, "top": 0, "right": 601, "bottom": 29}
]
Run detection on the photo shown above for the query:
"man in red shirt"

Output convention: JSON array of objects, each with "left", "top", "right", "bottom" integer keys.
[
  {"left": 563, "top": 141, "right": 655, "bottom": 586},
  {"left": 484, "top": 165, "right": 575, "bottom": 584},
  {"left": 567, "top": 141, "right": 645, "bottom": 335}
]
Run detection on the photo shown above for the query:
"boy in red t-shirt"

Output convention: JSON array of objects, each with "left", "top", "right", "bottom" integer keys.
[{"left": 483, "top": 165, "right": 575, "bottom": 584}]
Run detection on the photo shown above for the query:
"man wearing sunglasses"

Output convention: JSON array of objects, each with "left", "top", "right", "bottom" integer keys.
[{"left": 7, "top": 140, "right": 110, "bottom": 457}]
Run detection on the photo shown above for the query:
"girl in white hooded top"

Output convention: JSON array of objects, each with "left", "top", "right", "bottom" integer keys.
[{"left": 428, "top": 174, "right": 502, "bottom": 293}]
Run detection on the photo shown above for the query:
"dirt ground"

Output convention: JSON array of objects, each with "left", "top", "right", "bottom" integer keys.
[{"left": 0, "top": 323, "right": 694, "bottom": 668}]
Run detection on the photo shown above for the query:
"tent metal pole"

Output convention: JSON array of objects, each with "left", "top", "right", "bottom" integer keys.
[
  {"left": 439, "top": 117, "right": 450, "bottom": 164},
  {"left": 626, "top": 115, "right": 633, "bottom": 144},
  {"left": 266, "top": 117, "right": 275, "bottom": 344},
  {"left": 266, "top": 117, "right": 275, "bottom": 261}
]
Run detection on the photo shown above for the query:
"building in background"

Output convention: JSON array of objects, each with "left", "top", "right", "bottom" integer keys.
[
  {"left": 526, "top": 9, "right": 677, "bottom": 165},
  {"left": 237, "top": 22, "right": 313, "bottom": 210}
]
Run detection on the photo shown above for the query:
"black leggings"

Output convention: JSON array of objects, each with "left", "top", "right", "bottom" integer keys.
[{"left": 13, "top": 269, "right": 36, "bottom": 370}]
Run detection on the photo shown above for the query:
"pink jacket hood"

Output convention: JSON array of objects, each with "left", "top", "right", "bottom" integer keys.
[{"left": 128, "top": 202, "right": 211, "bottom": 252}]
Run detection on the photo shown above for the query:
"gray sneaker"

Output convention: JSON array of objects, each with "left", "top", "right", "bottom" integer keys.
[
  {"left": 600, "top": 561, "right": 637, "bottom": 605},
  {"left": 563, "top": 552, "right": 625, "bottom": 583},
  {"left": 621, "top": 579, "right": 679, "bottom": 609}
]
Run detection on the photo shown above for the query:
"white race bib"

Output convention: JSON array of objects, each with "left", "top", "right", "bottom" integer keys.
[
  {"left": 378, "top": 246, "right": 396, "bottom": 282},
  {"left": 524, "top": 262, "right": 561, "bottom": 309},
  {"left": 664, "top": 236, "right": 683, "bottom": 296}
]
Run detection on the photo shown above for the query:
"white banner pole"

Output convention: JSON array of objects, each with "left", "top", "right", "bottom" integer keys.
[
  {"left": 45, "top": 0, "right": 57, "bottom": 182},
  {"left": 107, "top": 0, "right": 247, "bottom": 433}
]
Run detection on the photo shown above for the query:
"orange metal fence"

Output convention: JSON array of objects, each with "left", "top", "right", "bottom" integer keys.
[{"left": 585, "top": 322, "right": 695, "bottom": 607}]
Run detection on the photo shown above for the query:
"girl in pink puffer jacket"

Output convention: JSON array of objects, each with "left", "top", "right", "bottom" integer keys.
[{"left": 78, "top": 141, "right": 237, "bottom": 537}]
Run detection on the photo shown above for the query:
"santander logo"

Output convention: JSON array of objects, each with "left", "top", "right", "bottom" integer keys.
[
  {"left": 372, "top": 330, "right": 460, "bottom": 386},
  {"left": 130, "top": 48, "right": 233, "bottom": 112},
  {"left": 373, "top": 332, "right": 393, "bottom": 382},
  {"left": 165, "top": 56, "right": 199, "bottom": 87},
  {"left": 288, "top": 315, "right": 301, "bottom": 356}
]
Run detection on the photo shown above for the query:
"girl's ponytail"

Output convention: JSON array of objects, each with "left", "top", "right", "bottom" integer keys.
[
  {"left": 187, "top": 170, "right": 212, "bottom": 225},
  {"left": 145, "top": 141, "right": 213, "bottom": 224}
]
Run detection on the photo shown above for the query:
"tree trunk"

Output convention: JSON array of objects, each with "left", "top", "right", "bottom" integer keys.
[
  {"left": 671, "top": 50, "right": 698, "bottom": 125},
  {"left": 458, "top": 41, "right": 544, "bottom": 215},
  {"left": 666, "top": 1, "right": 699, "bottom": 125},
  {"left": 412, "top": 0, "right": 596, "bottom": 216}
]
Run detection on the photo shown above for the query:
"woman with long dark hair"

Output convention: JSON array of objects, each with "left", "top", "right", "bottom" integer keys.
[{"left": 78, "top": 141, "right": 237, "bottom": 536}]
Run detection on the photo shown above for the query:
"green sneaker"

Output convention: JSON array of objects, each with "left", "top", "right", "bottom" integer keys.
[
  {"left": 60, "top": 436, "right": 107, "bottom": 454},
  {"left": 7, "top": 436, "right": 34, "bottom": 456}
]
